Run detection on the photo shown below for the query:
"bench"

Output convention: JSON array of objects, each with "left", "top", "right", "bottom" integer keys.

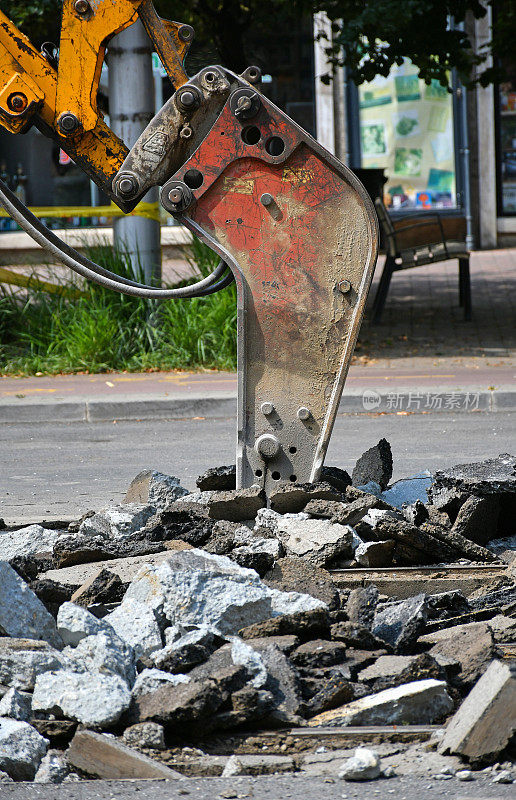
[{"left": 372, "top": 198, "right": 471, "bottom": 323}]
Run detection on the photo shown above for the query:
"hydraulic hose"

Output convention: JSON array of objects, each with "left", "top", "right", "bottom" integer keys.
[{"left": 0, "top": 178, "right": 233, "bottom": 299}]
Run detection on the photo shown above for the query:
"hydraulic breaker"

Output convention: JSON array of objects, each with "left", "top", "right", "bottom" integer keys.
[{"left": 0, "top": 4, "right": 378, "bottom": 496}]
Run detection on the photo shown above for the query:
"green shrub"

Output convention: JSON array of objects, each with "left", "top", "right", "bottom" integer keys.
[{"left": 0, "top": 239, "right": 237, "bottom": 375}]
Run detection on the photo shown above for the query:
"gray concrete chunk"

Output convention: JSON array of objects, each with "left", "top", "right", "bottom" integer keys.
[
  {"left": 32, "top": 671, "right": 131, "bottom": 728},
  {"left": 275, "top": 517, "right": 354, "bottom": 567},
  {"left": 372, "top": 594, "right": 427, "bottom": 653},
  {"left": 57, "top": 602, "right": 107, "bottom": 647},
  {"left": 0, "top": 525, "right": 58, "bottom": 561},
  {"left": 308, "top": 679, "right": 453, "bottom": 727},
  {"left": 67, "top": 729, "right": 181, "bottom": 779},
  {"left": 0, "top": 639, "right": 69, "bottom": 691},
  {"left": 0, "top": 718, "right": 49, "bottom": 780},
  {"left": 79, "top": 503, "right": 156, "bottom": 539},
  {"left": 0, "top": 688, "right": 32, "bottom": 721},
  {"left": 124, "top": 469, "right": 189, "bottom": 509},
  {"left": 0, "top": 561, "right": 62, "bottom": 649},
  {"left": 439, "top": 659, "right": 516, "bottom": 761},
  {"left": 104, "top": 598, "right": 163, "bottom": 660}
]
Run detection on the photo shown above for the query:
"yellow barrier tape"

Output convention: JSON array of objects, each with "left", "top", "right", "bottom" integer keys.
[
  {"left": 0, "top": 202, "right": 161, "bottom": 223},
  {"left": 0, "top": 267, "right": 86, "bottom": 297}
]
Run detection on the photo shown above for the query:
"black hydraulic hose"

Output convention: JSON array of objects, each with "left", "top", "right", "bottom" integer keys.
[{"left": 0, "top": 178, "right": 233, "bottom": 299}]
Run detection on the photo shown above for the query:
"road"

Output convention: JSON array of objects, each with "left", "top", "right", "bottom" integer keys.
[
  {"left": 1, "top": 774, "right": 514, "bottom": 800},
  {"left": 1, "top": 410, "right": 515, "bottom": 525}
]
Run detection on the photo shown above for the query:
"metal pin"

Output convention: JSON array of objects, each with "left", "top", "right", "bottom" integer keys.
[
  {"left": 261, "top": 401, "right": 274, "bottom": 416},
  {"left": 297, "top": 407, "right": 310, "bottom": 421},
  {"left": 260, "top": 193, "right": 273, "bottom": 207},
  {"left": 338, "top": 280, "right": 351, "bottom": 294}
]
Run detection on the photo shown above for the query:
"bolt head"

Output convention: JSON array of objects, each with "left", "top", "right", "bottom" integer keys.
[
  {"left": 338, "top": 280, "right": 351, "bottom": 294},
  {"left": 168, "top": 187, "right": 184, "bottom": 205},
  {"left": 261, "top": 401, "right": 274, "bottom": 416},
  {"left": 58, "top": 113, "right": 80, "bottom": 134},
  {"left": 8, "top": 93, "right": 27, "bottom": 112},
  {"left": 178, "top": 25, "right": 194, "bottom": 42},
  {"left": 297, "top": 407, "right": 310, "bottom": 421},
  {"left": 118, "top": 177, "right": 138, "bottom": 197},
  {"left": 255, "top": 433, "right": 281, "bottom": 459},
  {"left": 74, "top": 0, "right": 90, "bottom": 13},
  {"left": 260, "top": 193, "right": 273, "bottom": 207},
  {"left": 179, "top": 90, "right": 196, "bottom": 108}
]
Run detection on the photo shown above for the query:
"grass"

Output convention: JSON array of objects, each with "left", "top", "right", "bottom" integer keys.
[{"left": 0, "top": 239, "right": 237, "bottom": 375}]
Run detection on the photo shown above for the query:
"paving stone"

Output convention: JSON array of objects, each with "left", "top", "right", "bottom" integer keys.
[
  {"left": 308, "top": 679, "right": 453, "bottom": 727},
  {"left": 320, "top": 466, "right": 352, "bottom": 493},
  {"left": 104, "top": 598, "right": 163, "bottom": 660},
  {"left": 431, "top": 453, "right": 516, "bottom": 499},
  {"left": 150, "top": 628, "right": 221, "bottom": 673},
  {"left": 238, "top": 607, "right": 330, "bottom": 641},
  {"left": 450, "top": 495, "right": 501, "bottom": 545},
  {"left": 135, "top": 668, "right": 245, "bottom": 726},
  {"left": 221, "top": 753, "right": 295, "bottom": 776},
  {"left": 419, "top": 521, "right": 498, "bottom": 563},
  {"left": 352, "top": 439, "right": 393, "bottom": 491},
  {"left": 0, "top": 639, "right": 69, "bottom": 691},
  {"left": 142, "top": 503, "right": 215, "bottom": 547},
  {"left": 366, "top": 515, "right": 457, "bottom": 565},
  {"left": 439, "top": 660, "right": 516, "bottom": 761},
  {"left": 41, "top": 550, "right": 189, "bottom": 587},
  {"left": 0, "top": 525, "right": 59, "bottom": 562},
  {"left": 263, "top": 557, "right": 339, "bottom": 610},
  {"left": 32, "top": 670, "right": 132, "bottom": 728},
  {"left": 131, "top": 668, "right": 190, "bottom": 699},
  {"left": 419, "top": 621, "right": 495, "bottom": 688},
  {"left": 372, "top": 593, "right": 428, "bottom": 653},
  {"left": 52, "top": 532, "right": 167, "bottom": 569},
  {"left": 306, "top": 675, "right": 355, "bottom": 717},
  {"left": 0, "top": 718, "right": 49, "bottom": 781},
  {"left": 426, "top": 591, "right": 471, "bottom": 621},
  {"left": 0, "top": 561, "right": 63, "bottom": 648},
  {"left": 34, "top": 750, "right": 71, "bottom": 784},
  {"left": 305, "top": 495, "right": 388, "bottom": 527},
  {"left": 0, "top": 688, "right": 32, "bottom": 721},
  {"left": 244, "top": 635, "right": 300, "bottom": 655},
  {"left": 27, "top": 578, "right": 76, "bottom": 618},
  {"left": 339, "top": 747, "right": 382, "bottom": 781},
  {"left": 355, "top": 540, "right": 395, "bottom": 567},
  {"left": 122, "top": 722, "right": 166, "bottom": 750},
  {"left": 330, "top": 621, "right": 391, "bottom": 651},
  {"left": 357, "top": 652, "right": 446, "bottom": 692},
  {"left": 207, "top": 487, "right": 265, "bottom": 522},
  {"left": 269, "top": 482, "right": 345, "bottom": 515},
  {"left": 290, "top": 639, "right": 347, "bottom": 669},
  {"left": 275, "top": 517, "right": 354, "bottom": 567},
  {"left": 70, "top": 568, "right": 125, "bottom": 608},
  {"left": 345, "top": 586, "right": 379, "bottom": 628},
  {"left": 197, "top": 465, "right": 236, "bottom": 492},
  {"left": 124, "top": 469, "right": 189, "bottom": 509},
  {"left": 67, "top": 729, "right": 181, "bottom": 779}
]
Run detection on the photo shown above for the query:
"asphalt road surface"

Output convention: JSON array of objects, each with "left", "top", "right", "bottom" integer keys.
[
  {"left": 1, "top": 774, "right": 515, "bottom": 800},
  {"left": 1, "top": 410, "right": 515, "bottom": 524}
]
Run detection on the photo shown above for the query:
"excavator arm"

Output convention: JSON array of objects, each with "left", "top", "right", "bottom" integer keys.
[{"left": 0, "top": 1, "right": 378, "bottom": 495}]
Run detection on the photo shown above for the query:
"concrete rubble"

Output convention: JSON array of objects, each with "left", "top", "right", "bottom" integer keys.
[{"left": 0, "top": 446, "right": 514, "bottom": 783}]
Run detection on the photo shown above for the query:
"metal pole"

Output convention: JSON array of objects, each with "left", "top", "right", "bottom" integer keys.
[{"left": 108, "top": 19, "right": 161, "bottom": 283}]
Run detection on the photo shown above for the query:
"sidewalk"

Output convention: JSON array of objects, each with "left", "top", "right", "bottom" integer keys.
[{"left": 0, "top": 249, "right": 515, "bottom": 422}]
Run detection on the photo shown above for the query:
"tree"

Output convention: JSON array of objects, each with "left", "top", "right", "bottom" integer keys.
[{"left": 1, "top": 0, "right": 513, "bottom": 88}]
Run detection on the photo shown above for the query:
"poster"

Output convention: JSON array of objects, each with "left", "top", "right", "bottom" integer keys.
[{"left": 358, "top": 59, "right": 456, "bottom": 209}]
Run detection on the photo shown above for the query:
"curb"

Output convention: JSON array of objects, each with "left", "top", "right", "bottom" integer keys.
[{"left": 1, "top": 388, "right": 515, "bottom": 423}]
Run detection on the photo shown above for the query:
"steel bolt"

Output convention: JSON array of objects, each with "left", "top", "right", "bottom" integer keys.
[
  {"left": 117, "top": 177, "right": 138, "bottom": 197},
  {"left": 260, "top": 193, "right": 273, "bottom": 207},
  {"left": 179, "top": 91, "right": 196, "bottom": 109},
  {"left": 297, "top": 407, "right": 310, "bottom": 421},
  {"left": 255, "top": 433, "right": 281, "bottom": 459},
  {"left": 178, "top": 25, "right": 194, "bottom": 42},
  {"left": 7, "top": 93, "right": 28, "bottom": 113},
  {"left": 168, "top": 187, "right": 185, "bottom": 205},
  {"left": 58, "top": 113, "right": 80, "bottom": 134},
  {"left": 338, "top": 280, "right": 351, "bottom": 294},
  {"left": 74, "top": 0, "right": 90, "bottom": 14},
  {"left": 261, "top": 401, "right": 274, "bottom": 416}
]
